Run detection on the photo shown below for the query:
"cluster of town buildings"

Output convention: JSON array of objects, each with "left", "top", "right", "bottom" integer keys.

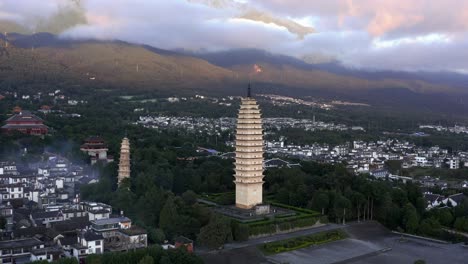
[
  {"left": 262, "top": 139, "right": 468, "bottom": 210},
  {"left": 258, "top": 94, "right": 333, "bottom": 109},
  {"left": 215, "top": 138, "right": 468, "bottom": 204},
  {"left": 0, "top": 90, "right": 86, "bottom": 107},
  {"left": 0, "top": 132, "right": 199, "bottom": 263},
  {"left": 262, "top": 139, "right": 467, "bottom": 173},
  {"left": 0, "top": 103, "right": 197, "bottom": 262},
  {"left": 0, "top": 145, "right": 147, "bottom": 263},
  {"left": 128, "top": 94, "right": 367, "bottom": 112},
  {"left": 420, "top": 124, "right": 468, "bottom": 134},
  {"left": 136, "top": 115, "right": 363, "bottom": 135},
  {"left": 258, "top": 94, "right": 370, "bottom": 109},
  {"left": 0, "top": 90, "right": 84, "bottom": 122}
]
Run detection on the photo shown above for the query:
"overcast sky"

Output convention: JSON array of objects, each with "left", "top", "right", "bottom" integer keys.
[{"left": 2, "top": 0, "right": 468, "bottom": 72}]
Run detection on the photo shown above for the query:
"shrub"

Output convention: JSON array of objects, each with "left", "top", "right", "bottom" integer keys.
[{"left": 232, "top": 222, "right": 250, "bottom": 241}]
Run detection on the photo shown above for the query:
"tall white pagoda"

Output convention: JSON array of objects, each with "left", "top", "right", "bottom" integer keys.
[
  {"left": 234, "top": 85, "right": 265, "bottom": 209},
  {"left": 118, "top": 137, "right": 131, "bottom": 186}
]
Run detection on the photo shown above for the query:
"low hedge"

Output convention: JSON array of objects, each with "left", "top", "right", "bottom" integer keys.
[
  {"left": 203, "top": 197, "right": 329, "bottom": 239},
  {"left": 249, "top": 223, "right": 277, "bottom": 236},
  {"left": 270, "top": 202, "right": 321, "bottom": 216},
  {"left": 275, "top": 214, "right": 317, "bottom": 223},
  {"left": 260, "top": 229, "right": 347, "bottom": 255},
  {"left": 246, "top": 215, "right": 320, "bottom": 236},
  {"left": 232, "top": 221, "right": 250, "bottom": 241},
  {"left": 237, "top": 203, "right": 327, "bottom": 237},
  {"left": 201, "top": 192, "right": 235, "bottom": 205}
]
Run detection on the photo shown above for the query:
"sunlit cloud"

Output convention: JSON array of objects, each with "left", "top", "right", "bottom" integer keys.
[
  {"left": 372, "top": 34, "right": 452, "bottom": 49},
  {"left": 0, "top": 0, "right": 468, "bottom": 71}
]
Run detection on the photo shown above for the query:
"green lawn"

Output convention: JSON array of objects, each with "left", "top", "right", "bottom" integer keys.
[
  {"left": 200, "top": 192, "right": 235, "bottom": 205},
  {"left": 259, "top": 229, "right": 348, "bottom": 255}
]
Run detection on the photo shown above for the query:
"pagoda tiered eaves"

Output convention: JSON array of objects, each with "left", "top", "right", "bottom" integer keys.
[
  {"left": 234, "top": 97, "right": 265, "bottom": 209},
  {"left": 118, "top": 137, "right": 131, "bottom": 186}
]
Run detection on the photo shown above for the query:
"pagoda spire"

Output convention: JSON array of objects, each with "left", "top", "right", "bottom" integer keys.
[{"left": 247, "top": 83, "right": 252, "bottom": 98}]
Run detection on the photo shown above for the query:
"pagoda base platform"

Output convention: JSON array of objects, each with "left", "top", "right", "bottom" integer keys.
[{"left": 212, "top": 204, "right": 295, "bottom": 223}]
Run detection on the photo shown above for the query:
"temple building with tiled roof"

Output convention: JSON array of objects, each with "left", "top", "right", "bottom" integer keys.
[
  {"left": 1, "top": 111, "right": 48, "bottom": 135},
  {"left": 80, "top": 137, "right": 113, "bottom": 164}
]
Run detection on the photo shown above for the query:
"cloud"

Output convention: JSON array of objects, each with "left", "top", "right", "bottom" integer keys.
[
  {"left": 343, "top": 33, "right": 468, "bottom": 72},
  {"left": 0, "top": 0, "right": 87, "bottom": 34},
  {"left": 35, "top": 4, "right": 87, "bottom": 34},
  {"left": 239, "top": 10, "right": 314, "bottom": 39},
  {"left": 1, "top": 0, "right": 468, "bottom": 72},
  {"left": 256, "top": 0, "right": 468, "bottom": 38},
  {"left": 188, "top": 0, "right": 314, "bottom": 39},
  {"left": 61, "top": 0, "right": 299, "bottom": 51}
]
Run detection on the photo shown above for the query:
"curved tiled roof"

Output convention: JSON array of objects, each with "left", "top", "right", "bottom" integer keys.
[{"left": 5, "top": 111, "right": 43, "bottom": 122}]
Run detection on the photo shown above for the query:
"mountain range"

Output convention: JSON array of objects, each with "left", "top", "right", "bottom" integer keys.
[{"left": 1, "top": 32, "right": 468, "bottom": 115}]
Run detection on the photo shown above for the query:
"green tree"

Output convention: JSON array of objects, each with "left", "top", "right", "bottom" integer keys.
[
  {"left": 437, "top": 209, "right": 454, "bottom": 227},
  {"left": 334, "top": 194, "right": 351, "bottom": 225},
  {"left": 415, "top": 197, "right": 426, "bottom": 216},
  {"left": 232, "top": 222, "right": 249, "bottom": 241},
  {"left": 160, "top": 256, "right": 172, "bottom": 264},
  {"left": 138, "top": 255, "right": 154, "bottom": 264},
  {"left": 159, "top": 196, "right": 180, "bottom": 239},
  {"left": 197, "top": 214, "right": 233, "bottom": 248},
  {"left": 55, "top": 259, "right": 79, "bottom": 264},
  {"left": 0, "top": 216, "right": 7, "bottom": 230},
  {"left": 149, "top": 228, "right": 166, "bottom": 244},
  {"left": 136, "top": 187, "right": 165, "bottom": 227},
  {"left": 403, "top": 203, "right": 419, "bottom": 233},
  {"left": 386, "top": 203, "right": 402, "bottom": 230},
  {"left": 111, "top": 187, "right": 136, "bottom": 216},
  {"left": 351, "top": 191, "right": 366, "bottom": 222},
  {"left": 182, "top": 190, "right": 197, "bottom": 206},
  {"left": 377, "top": 192, "right": 393, "bottom": 225},
  {"left": 308, "top": 190, "right": 329, "bottom": 215},
  {"left": 418, "top": 217, "right": 441, "bottom": 236},
  {"left": 454, "top": 217, "right": 464, "bottom": 231},
  {"left": 454, "top": 217, "right": 468, "bottom": 232}
]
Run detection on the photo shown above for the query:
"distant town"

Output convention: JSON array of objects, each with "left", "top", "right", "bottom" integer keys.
[
  {"left": 137, "top": 115, "right": 465, "bottom": 169},
  {"left": 136, "top": 115, "right": 364, "bottom": 135},
  {"left": 136, "top": 114, "right": 468, "bottom": 194},
  {"left": 420, "top": 124, "right": 468, "bottom": 135}
]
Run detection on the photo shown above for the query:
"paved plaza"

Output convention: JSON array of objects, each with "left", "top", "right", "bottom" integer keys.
[{"left": 200, "top": 221, "right": 468, "bottom": 264}]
